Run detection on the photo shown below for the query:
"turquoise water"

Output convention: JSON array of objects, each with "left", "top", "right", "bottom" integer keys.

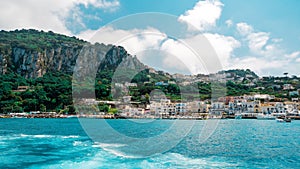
[{"left": 0, "top": 119, "right": 299, "bottom": 168}]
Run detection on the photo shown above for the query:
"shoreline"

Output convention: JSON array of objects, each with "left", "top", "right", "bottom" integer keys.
[{"left": 2, "top": 115, "right": 300, "bottom": 120}]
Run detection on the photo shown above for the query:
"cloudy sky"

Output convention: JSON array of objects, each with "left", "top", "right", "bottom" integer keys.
[{"left": 1, "top": 0, "right": 300, "bottom": 76}]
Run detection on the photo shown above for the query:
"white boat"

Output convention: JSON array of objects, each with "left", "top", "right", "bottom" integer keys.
[
  {"left": 276, "top": 118, "right": 291, "bottom": 123},
  {"left": 257, "top": 114, "right": 276, "bottom": 120},
  {"left": 66, "top": 115, "right": 78, "bottom": 118},
  {"left": 276, "top": 118, "right": 284, "bottom": 122}
]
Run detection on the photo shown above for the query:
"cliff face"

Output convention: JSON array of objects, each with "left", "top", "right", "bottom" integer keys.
[{"left": 0, "top": 30, "right": 145, "bottom": 78}]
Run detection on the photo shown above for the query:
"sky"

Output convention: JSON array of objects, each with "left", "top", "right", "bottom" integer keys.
[{"left": 0, "top": 0, "right": 300, "bottom": 76}]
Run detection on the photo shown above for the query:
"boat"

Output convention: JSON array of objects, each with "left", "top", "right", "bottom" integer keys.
[
  {"left": 235, "top": 114, "right": 242, "bottom": 119},
  {"left": 257, "top": 114, "right": 276, "bottom": 120},
  {"left": 276, "top": 117, "right": 291, "bottom": 123},
  {"left": 241, "top": 113, "right": 257, "bottom": 119},
  {"left": 66, "top": 115, "right": 78, "bottom": 118}
]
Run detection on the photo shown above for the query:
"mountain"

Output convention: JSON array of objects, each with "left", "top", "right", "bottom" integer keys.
[{"left": 0, "top": 29, "right": 145, "bottom": 78}]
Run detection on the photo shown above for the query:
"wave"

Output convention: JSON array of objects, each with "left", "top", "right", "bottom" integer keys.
[
  {"left": 61, "top": 135, "right": 80, "bottom": 139},
  {"left": 18, "top": 134, "right": 81, "bottom": 139},
  {"left": 72, "top": 141, "right": 89, "bottom": 147},
  {"left": 141, "top": 153, "right": 238, "bottom": 168},
  {"left": 33, "top": 135, "right": 55, "bottom": 138},
  {"left": 93, "top": 142, "right": 126, "bottom": 148},
  {"left": 28, "top": 151, "right": 239, "bottom": 169},
  {"left": 92, "top": 142, "right": 138, "bottom": 158}
]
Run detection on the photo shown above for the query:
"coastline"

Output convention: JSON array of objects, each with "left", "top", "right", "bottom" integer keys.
[{"left": 2, "top": 113, "right": 300, "bottom": 120}]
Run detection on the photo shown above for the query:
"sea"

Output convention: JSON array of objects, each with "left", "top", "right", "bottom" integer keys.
[{"left": 0, "top": 118, "right": 299, "bottom": 169}]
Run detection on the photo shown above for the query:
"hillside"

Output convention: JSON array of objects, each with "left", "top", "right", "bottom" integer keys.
[
  {"left": 0, "top": 29, "right": 145, "bottom": 78},
  {"left": 0, "top": 29, "right": 172, "bottom": 113},
  {"left": 0, "top": 29, "right": 299, "bottom": 114}
]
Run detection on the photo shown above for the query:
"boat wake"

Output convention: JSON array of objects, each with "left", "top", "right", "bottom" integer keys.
[
  {"left": 92, "top": 142, "right": 138, "bottom": 158},
  {"left": 30, "top": 151, "right": 238, "bottom": 169}
]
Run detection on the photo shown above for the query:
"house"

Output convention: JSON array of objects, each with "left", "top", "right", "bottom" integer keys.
[
  {"left": 155, "top": 81, "right": 168, "bottom": 86},
  {"left": 114, "top": 83, "right": 123, "bottom": 87},
  {"left": 122, "top": 96, "right": 132, "bottom": 103},
  {"left": 187, "top": 101, "right": 209, "bottom": 113},
  {"left": 275, "top": 102, "right": 285, "bottom": 114},
  {"left": 121, "top": 105, "right": 145, "bottom": 117},
  {"left": 289, "top": 90, "right": 299, "bottom": 96},
  {"left": 283, "top": 84, "right": 294, "bottom": 90},
  {"left": 242, "top": 101, "right": 260, "bottom": 113},
  {"left": 210, "top": 102, "right": 225, "bottom": 117},
  {"left": 260, "top": 103, "right": 276, "bottom": 114},
  {"left": 292, "top": 98, "right": 299, "bottom": 102},
  {"left": 175, "top": 103, "right": 187, "bottom": 114},
  {"left": 150, "top": 99, "right": 175, "bottom": 117},
  {"left": 12, "top": 86, "right": 29, "bottom": 92},
  {"left": 125, "top": 82, "right": 137, "bottom": 87},
  {"left": 254, "top": 94, "right": 275, "bottom": 101}
]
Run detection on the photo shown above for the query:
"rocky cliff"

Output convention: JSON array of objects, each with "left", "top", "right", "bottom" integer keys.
[{"left": 0, "top": 29, "right": 145, "bottom": 78}]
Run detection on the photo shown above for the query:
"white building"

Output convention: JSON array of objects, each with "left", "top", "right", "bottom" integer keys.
[
  {"left": 175, "top": 103, "right": 187, "bottom": 114},
  {"left": 254, "top": 94, "right": 275, "bottom": 101},
  {"left": 283, "top": 84, "right": 294, "bottom": 90}
]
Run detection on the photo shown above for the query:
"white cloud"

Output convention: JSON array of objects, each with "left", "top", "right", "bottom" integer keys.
[
  {"left": 0, "top": 0, "right": 119, "bottom": 35},
  {"left": 229, "top": 57, "right": 287, "bottom": 76},
  {"left": 80, "top": 26, "right": 167, "bottom": 56},
  {"left": 0, "top": 0, "right": 71, "bottom": 34},
  {"left": 236, "top": 22, "right": 283, "bottom": 57},
  {"left": 79, "top": 0, "right": 120, "bottom": 9},
  {"left": 247, "top": 32, "right": 270, "bottom": 54},
  {"left": 157, "top": 33, "right": 241, "bottom": 74},
  {"left": 178, "top": 0, "right": 223, "bottom": 31},
  {"left": 160, "top": 38, "right": 206, "bottom": 74},
  {"left": 79, "top": 27, "right": 224, "bottom": 74},
  {"left": 285, "top": 51, "right": 300, "bottom": 59},
  {"left": 225, "top": 19, "right": 233, "bottom": 27},
  {"left": 203, "top": 33, "right": 241, "bottom": 67},
  {"left": 236, "top": 22, "right": 253, "bottom": 36},
  {"left": 296, "top": 58, "right": 300, "bottom": 63}
]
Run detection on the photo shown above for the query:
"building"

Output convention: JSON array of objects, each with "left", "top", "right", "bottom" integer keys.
[
  {"left": 150, "top": 99, "right": 175, "bottom": 117},
  {"left": 254, "top": 94, "right": 275, "bottom": 101},
  {"left": 175, "top": 103, "right": 187, "bottom": 115},
  {"left": 12, "top": 86, "right": 29, "bottom": 92},
  {"left": 289, "top": 90, "right": 299, "bottom": 96},
  {"left": 209, "top": 102, "right": 225, "bottom": 117},
  {"left": 125, "top": 82, "right": 137, "bottom": 87},
  {"left": 283, "top": 84, "right": 294, "bottom": 90},
  {"left": 155, "top": 81, "right": 168, "bottom": 86}
]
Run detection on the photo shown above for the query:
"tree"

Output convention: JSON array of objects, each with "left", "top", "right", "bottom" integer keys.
[
  {"left": 98, "top": 102, "right": 109, "bottom": 113},
  {"left": 40, "top": 104, "right": 46, "bottom": 112},
  {"left": 67, "top": 105, "right": 76, "bottom": 114}
]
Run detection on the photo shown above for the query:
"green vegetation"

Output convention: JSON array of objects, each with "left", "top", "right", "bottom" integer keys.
[
  {"left": 0, "top": 71, "right": 73, "bottom": 113},
  {"left": 1, "top": 65, "right": 299, "bottom": 114},
  {"left": 0, "top": 29, "right": 86, "bottom": 52}
]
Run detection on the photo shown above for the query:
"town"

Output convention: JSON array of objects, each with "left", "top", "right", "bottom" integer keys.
[
  {"left": 78, "top": 93, "right": 300, "bottom": 120},
  {"left": 4, "top": 93, "right": 300, "bottom": 122},
  {"left": 1, "top": 69, "right": 300, "bottom": 122}
]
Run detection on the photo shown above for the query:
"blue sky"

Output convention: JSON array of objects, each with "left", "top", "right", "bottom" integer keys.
[
  {"left": 73, "top": 0, "right": 300, "bottom": 50},
  {"left": 0, "top": 0, "right": 299, "bottom": 76}
]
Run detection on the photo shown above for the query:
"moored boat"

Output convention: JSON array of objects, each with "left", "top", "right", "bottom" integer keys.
[
  {"left": 235, "top": 114, "right": 242, "bottom": 119},
  {"left": 257, "top": 114, "right": 276, "bottom": 120},
  {"left": 276, "top": 117, "right": 291, "bottom": 123}
]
